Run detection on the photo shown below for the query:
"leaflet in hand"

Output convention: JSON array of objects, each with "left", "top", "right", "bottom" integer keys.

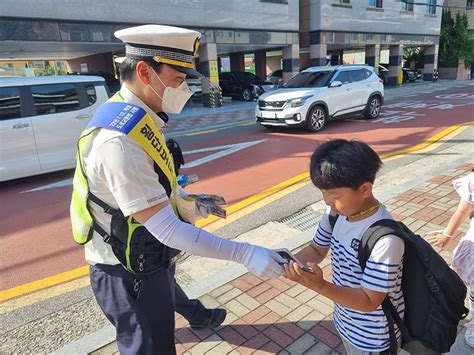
[{"left": 189, "top": 194, "right": 227, "bottom": 219}]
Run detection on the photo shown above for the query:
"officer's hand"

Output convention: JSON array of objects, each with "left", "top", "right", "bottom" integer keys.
[{"left": 242, "top": 245, "right": 286, "bottom": 278}]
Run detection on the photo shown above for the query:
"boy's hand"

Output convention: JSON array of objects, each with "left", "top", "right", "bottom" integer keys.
[{"left": 283, "top": 261, "right": 325, "bottom": 290}]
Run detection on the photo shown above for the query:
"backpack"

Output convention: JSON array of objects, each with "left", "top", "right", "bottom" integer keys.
[{"left": 329, "top": 215, "right": 469, "bottom": 354}]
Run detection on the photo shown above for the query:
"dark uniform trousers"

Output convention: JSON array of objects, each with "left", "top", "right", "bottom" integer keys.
[{"left": 90, "top": 263, "right": 208, "bottom": 355}]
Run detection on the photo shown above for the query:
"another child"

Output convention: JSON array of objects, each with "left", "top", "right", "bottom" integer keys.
[
  {"left": 284, "top": 139, "right": 404, "bottom": 354},
  {"left": 426, "top": 172, "right": 473, "bottom": 348}
]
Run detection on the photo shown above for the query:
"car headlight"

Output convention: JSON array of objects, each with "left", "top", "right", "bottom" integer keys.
[{"left": 286, "top": 95, "right": 313, "bottom": 108}]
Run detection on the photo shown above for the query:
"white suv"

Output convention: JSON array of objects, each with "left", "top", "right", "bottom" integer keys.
[{"left": 256, "top": 65, "right": 384, "bottom": 132}]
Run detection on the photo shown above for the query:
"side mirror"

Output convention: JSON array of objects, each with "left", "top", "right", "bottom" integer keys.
[{"left": 330, "top": 81, "right": 342, "bottom": 88}]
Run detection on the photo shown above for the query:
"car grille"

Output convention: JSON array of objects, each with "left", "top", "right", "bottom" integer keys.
[{"left": 258, "top": 100, "right": 286, "bottom": 110}]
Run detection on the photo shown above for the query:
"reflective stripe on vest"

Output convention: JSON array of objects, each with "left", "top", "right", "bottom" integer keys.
[{"left": 70, "top": 93, "right": 178, "bottom": 245}]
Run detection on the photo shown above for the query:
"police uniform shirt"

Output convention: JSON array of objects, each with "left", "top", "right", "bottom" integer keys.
[{"left": 82, "top": 85, "right": 169, "bottom": 266}]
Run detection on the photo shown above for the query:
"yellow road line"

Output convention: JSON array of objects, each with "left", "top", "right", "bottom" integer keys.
[
  {"left": 239, "top": 122, "right": 255, "bottom": 127},
  {"left": 184, "top": 129, "right": 218, "bottom": 136},
  {"left": 380, "top": 122, "right": 471, "bottom": 161},
  {"left": 1, "top": 121, "right": 472, "bottom": 304},
  {"left": 0, "top": 266, "right": 89, "bottom": 303},
  {"left": 0, "top": 276, "right": 90, "bottom": 314},
  {"left": 196, "top": 172, "right": 310, "bottom": 231}
]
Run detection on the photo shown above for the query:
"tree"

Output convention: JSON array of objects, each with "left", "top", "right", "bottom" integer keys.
[
  {"left": 403, "top": 47, "right": 425, "bottom": 69},
  {"left": 439, "top": 10, "right": 474, "bottom": 68}
]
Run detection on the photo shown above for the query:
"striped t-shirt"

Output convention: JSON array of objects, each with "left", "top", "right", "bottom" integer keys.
[{"left": 313, "top": 206, "right": 405, "bottom": 352}]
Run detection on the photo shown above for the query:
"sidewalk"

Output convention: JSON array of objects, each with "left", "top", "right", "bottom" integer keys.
[{"left": 91, "top": 162, "right": 474, "bottom": 355}]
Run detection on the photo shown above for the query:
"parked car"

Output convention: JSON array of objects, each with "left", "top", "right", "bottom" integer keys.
[
  {"left": 402, "top": 68, "right": 418, "bottom": 83},
  {"left": 378, "top": 64, "right": 389, "bottom": 84},
  {"left": 219, "top": 71, "right": 276, "bottom": 101},
  {"left": 0, "top": 75, "right": 109, "bottom": 182},
  {"left": 186, "top": 77, "right": 203, "bottom": 102},
  {"left": 256, "top": 65, "right": 384, "bottom": 132},
  {"left": 266, "top": 69, "right": 283, "bottom": 85}
]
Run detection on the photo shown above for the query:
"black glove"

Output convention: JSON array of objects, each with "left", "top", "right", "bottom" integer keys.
[{"left": 166, "top": 138, "right": 185, "bottom": 174}]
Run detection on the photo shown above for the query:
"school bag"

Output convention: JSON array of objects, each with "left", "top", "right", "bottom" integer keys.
[{"left": 329, "top": 215, "right": 468, "bottom": 354}]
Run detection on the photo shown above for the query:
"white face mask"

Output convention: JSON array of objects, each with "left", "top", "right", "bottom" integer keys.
[{"left": 148, "top": 68, "right": 192, "bottom": 114}]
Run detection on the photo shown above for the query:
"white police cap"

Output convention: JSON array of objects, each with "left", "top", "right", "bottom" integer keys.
[{"left": 114, "top": 24, "right": 202, "bottom": 78}]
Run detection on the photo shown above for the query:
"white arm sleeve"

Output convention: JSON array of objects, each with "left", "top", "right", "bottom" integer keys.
[{"left": 143, "top": 205, "right": 285, "bottom": 277}]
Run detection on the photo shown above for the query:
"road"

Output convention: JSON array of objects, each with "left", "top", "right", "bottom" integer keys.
[{"left": 1, "top": 81, "right": 473, "bottom": 295}]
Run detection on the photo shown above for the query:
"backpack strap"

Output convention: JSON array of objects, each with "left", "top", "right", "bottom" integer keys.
[
  {"left": 328, "top": 214, "right": 339, "bottom": 230},
  {"left": 358, "top": 219, "right": 413, "bottom": 355}
]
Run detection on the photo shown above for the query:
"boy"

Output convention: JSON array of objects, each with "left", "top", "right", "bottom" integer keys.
[{"left": 284, "top": 139, "right": 404, "bottom": 354}]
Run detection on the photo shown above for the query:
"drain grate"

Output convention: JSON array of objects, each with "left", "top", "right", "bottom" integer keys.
[{"left": 280, "top": 208, "right": 319, "bottom": 232}]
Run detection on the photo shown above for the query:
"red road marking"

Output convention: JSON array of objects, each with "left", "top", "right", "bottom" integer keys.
[{"left": 1, "top": 90, "right": 472, "bottom": 291}]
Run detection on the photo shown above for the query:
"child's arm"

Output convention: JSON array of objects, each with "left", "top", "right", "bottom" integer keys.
[
  {"left": 284, "top": 262, "right": 385, "bottom": 312},
  {"left": 285, "top": 234, "right": 403, "bottom": 313},
  {"left": 297, "top": 206, "right": 333, "bottom": 265},
  {"left": 427, "top": 199, "right": 471, "bottom": 247},
  {"left": 295, "top": 242, "right": 329, "bottom": 266}
]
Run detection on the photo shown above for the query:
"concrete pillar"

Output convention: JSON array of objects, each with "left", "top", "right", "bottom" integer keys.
[
  {"left": 282, "top": 44, "right": 300, "bottom": 82},
  {"left": 387, "top": 45, "right": 403, "bottom": 86},
  {"left": 423, "top": 45, "right": 439, "bottom": 81},
  {"left": 199, "top": 43, "right": 222, "bottom": 108},
  {"left": 254, "top": 50, "right": 267, "bottom": 81},
  {"left": 310, "top": 44, "right": 327, "bottom": 67},
  {"left": 230, "top": 52, "right": 245, "bottom": 72},
  {"left": 365, "top": 44, "right": 380, "bottom": 73}
]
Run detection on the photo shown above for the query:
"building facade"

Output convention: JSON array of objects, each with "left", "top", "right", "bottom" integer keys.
[
  {"left": 300, "top": 0, "right": 443, "bottom": 84},
  {"left": 1, "top": 1, "right": 447, "bottom": 105}
]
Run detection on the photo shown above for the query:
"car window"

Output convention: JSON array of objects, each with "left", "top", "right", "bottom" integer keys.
[
  {"left": 220, "top": 73, "right": 233, "bottom": 81},
  {"left": 349, "top": 70, "right": 367, "bottom": 82},
  {"left": 363, "top": 69, "right": 373, "bottom": 78},
  {"left": 86, "top": 83, "right": 97, "bottom": 106},
  {"left": 233, "top": 72, "right": 259, "bottom": 82},
  {"left": 334, "top": 71, "right": 350, "bottom": 84},
  {"left": 0, "top": 87, "right": 22, "bottom": 121},
  {"left": 31, "top": 83, "right": 81, "bottom": 115},
  {"left": 274, "top": 69, "right": 283, "bottom": 77},
  {"left": 285, "top": 71, "right": 333, "bottom": 88}
]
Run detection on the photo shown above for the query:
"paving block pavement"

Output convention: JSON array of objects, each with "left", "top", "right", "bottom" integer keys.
[{"left": 92, "top": 162, "right": 474, "bottom": 354}]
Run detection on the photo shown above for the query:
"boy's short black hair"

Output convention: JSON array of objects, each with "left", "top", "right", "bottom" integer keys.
[
  {"left": 310, "top": 139, "right": 382, "bottom": 190},
  {"left": 119, "top": 58, "right": 163, "bottom": 83}
]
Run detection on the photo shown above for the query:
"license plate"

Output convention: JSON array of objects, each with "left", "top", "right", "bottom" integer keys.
[{"left": 261, "top": 111, "right": 275, "bottom": 119}]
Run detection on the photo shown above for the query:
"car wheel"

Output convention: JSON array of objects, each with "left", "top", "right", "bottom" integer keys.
[
  {"left": 365, "top": 96, "right": 381, "bottom": 119},
  {"left": 242, "top": 89, "right": 253, "bottom": 101},
  {"left": 306, "top": 105, "right": 326, "bottom": 132}
]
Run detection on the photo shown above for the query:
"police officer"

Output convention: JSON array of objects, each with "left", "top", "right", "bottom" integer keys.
[{"left": 70, "top": 24, "right": 285, "bottom": 355}]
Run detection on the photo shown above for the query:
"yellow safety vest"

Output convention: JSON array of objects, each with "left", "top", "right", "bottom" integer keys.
[{"left": 70, "top": 93, "right": 194, "bottom": 273}]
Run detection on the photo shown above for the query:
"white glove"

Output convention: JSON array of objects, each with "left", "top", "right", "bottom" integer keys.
[
  {"left": 232, "top": 243, "right": 286, "bottom": 278},
  {"left": 143, "top": 205, "right": 285, "bottom": 278}
]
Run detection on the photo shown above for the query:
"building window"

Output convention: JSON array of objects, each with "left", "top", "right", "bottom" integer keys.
[
  {"left": 34, "top": 61, "right": 43, "bottom": 68},
  {"left": 426, "top": 0, "right": 437, "bottom": 15},
  {"left": 469, "top": 30, "right": 474, "bottom": 39},
  {"left": 403, "top": 1, "right": 414, "bottom": 12},
  {"left": 31, "top": 83, "right": 80, "bottom": 115},
  {"left": 467, "top": 0, "right": 474, "bottom": 9},
  {"left": 369, "top": 0, "right": 383, "bottom": 8},
  {"left": 5, "top": 63, "right": 14, "bottom": 68},
  {"left": 337, "top": 0, "right": 351, "bottom": 4}
]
